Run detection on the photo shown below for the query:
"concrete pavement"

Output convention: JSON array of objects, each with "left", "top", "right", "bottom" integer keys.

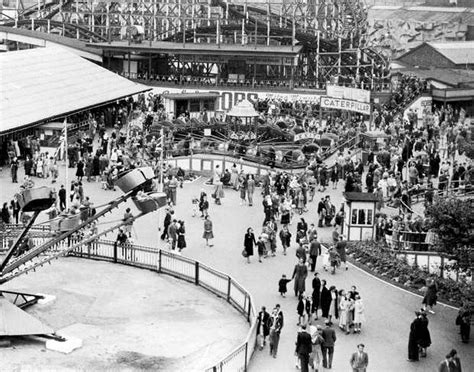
[{"left": 1, "top": 162, "right": 472, "bottom": 372}]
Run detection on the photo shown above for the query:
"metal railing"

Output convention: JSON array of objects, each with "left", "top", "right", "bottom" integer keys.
[
  {"left": 1, "top": 236, "right": 257, "bottom": 371},
  {"left": 393, "top": 250, "right": 471, "bottom": 283},
  {"left": 385, "top": 230, "right": 432, "bottom": 251},
  {"left": 120, "top": 71, "right": 392, "bottom": 93}
]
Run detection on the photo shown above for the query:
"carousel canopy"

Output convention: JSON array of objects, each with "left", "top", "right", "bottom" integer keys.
[{"left": 226, "top": 99, "right": 259, "bottom": 118}]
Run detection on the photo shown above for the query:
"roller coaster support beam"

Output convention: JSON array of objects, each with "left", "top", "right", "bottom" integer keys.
[{"left": 0, "top": 210, "right": 40, "bottom": 273}]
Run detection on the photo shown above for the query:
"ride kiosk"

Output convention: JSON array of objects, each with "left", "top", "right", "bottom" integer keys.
[
  {"left": 343, "top": 192, "right": 378, "bottom": 241},
  {"left": 161, "top": 92, "right": 220, "bottom": 120}
]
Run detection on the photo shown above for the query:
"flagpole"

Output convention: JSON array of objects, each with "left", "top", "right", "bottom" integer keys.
[{"left": 64, "top": 118, "right": 69, "bottom": 210}]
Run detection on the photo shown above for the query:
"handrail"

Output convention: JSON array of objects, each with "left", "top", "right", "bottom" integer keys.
[
  {"left": 66, "top": 239, "right": 258, "bottom": 372},
  {"left": 0, "top": 234, "right": 258, "bottom": 370}
]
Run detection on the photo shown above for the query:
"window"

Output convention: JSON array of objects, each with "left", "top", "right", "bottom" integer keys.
[
  {"left": 189, "top": 99, "right": 200, "bottom": 112},
  {"left": 352, "top": 209, "right": 358, "bottom": 224},
  {"left": 204, "top": 99, "right": 215, "bottom": 111},
  {"left": 351, "top": 208, "right": 373, "bottom": 225}
]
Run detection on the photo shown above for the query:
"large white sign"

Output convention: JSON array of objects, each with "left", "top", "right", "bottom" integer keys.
[
  {"left": 326, "top": 85, "right": 370, "bottom": 103},
  {"left": 320, "top": 96, "right": 371, "bottom": 115},
  {"left": 149, "top": 86, "right": 321, "bottom": 112}
]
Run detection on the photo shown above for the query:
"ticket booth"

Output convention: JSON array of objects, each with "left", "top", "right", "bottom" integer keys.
[
  {"left": 162, "top": 92, "right": 220, "bottom": 120},
  {"left": 343, "top": 192, "right": 378, "bottom": 241}
]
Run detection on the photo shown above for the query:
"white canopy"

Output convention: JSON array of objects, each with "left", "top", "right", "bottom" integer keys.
[
  {"left": 0, "top": 47, "right": 150, "bottom": 135},
  {"left": 226, "top": 99, "right": 259, "bottom": 118}
]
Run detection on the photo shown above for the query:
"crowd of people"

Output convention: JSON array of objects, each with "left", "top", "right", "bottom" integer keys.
[{"left": 0, "top": 71, "right": 471, "bottom": 372}]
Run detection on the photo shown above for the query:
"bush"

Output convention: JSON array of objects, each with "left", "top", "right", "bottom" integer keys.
[{"left": 346, "top": 241, "right": 474, "bottom": 308}]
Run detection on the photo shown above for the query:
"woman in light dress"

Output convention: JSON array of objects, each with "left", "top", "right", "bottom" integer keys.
[
  {"left": 353, "top": 295, "right": 366, "bottom": 333},
  {"left": 339, "top": 292, "right": 354, "bottom": 334}
]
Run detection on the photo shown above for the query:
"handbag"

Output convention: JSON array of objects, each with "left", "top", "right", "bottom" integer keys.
[{"left": 242, "top": 249, "right": 248, "bottom": 257}]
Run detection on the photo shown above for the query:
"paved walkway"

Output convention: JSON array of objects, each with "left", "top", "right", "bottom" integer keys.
[{"left": 1, "top": 163, "right": 472, "bottom": 372}]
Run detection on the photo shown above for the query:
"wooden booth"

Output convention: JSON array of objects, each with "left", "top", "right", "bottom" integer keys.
[
  {"left": 161, "top": 92, "right": 220, "bottom": 120},
  {"left": 343, "top": 192, "right": 378, "bottom": 241}
]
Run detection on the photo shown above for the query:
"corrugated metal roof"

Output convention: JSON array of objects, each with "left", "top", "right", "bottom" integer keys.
[
  {"left": 428, "top": 41, "right": 474, "bottom": 65},
  {"left": 0, "top": 47, "right": 150, "bottom": 135}
]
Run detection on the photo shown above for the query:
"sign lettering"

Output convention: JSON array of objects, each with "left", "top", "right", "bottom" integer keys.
[
  {"left": 320, "top": 96, "right": 371, "bottom": 115},
  {"left": 150, "top": 87, "right": 321, "bottom": 112}
]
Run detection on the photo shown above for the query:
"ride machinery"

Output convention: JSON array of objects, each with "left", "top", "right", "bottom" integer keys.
[
  {"left": 0, "top": 168, "right": 166, "bottom": 339},
  {"left": 9, "top": 0, "right": 390, "bottom": 89}
]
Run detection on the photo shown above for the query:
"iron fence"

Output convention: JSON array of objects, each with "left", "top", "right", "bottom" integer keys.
[{"left": 0, "top": 235, "right": 257, "bottom": 371}]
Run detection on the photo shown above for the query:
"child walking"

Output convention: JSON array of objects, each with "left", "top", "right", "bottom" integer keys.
[{"left": 278, "top": 274, "right": 292, "bottom": 297}]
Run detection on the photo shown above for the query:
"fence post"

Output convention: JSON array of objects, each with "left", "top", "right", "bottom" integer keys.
[
  {"left": 227, "top": 277, "right": 231, "bottom": 302},
  {"left": 440, "top": 255, "right": 445, "bottom": 278},
  {"left": 247, "top": 295, "right": 251, "bottom": 322},
  {"left": 195, "top": 261, "right": 199, "bottom": 285},
  {"left": 244, "top": 342, "right": 248, "bottom": 372},
  {"left": 158, "top": 250, "right": 162, "bottom": 272},
  {"left": 113, "top": 242, "right": 117, "bottom": 263}
]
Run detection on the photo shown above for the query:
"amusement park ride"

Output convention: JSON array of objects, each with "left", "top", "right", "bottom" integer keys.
[
  {"left": 0, "top": 168, "right": 167, "bottom": 340},
  {"left": 3, "top": 0, "right": 390, "bottom": 89}
]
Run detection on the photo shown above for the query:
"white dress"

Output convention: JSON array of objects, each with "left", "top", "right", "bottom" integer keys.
[
  {"left": 354, "top": 300, "right": 366, "bottom": 324},
  {"left": 339, "top": 298, "right": 348, "bottom": 327}
]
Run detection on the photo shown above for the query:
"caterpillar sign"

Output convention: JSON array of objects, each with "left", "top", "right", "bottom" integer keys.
[{"left": 320, "top": 96, "right": 371, "bottom": 115}]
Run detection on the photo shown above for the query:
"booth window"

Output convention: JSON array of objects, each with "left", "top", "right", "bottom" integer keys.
[
  {"left": 190, "top": 99, "right": 200, "bottom": 112},
  {"left": 351, "top": 208, "right": 372, "bottom": 225},
  {"left": 204, "top": 99, "right": 215, "bottom": 111}
]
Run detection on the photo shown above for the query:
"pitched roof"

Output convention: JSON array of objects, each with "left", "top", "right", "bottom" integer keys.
[
  {"left": 0, "top": 47, "right": 150, "bottom": 135},
  {"left": 392, "top": 67, "right": 474, "bottom": 87},
  {"left": 427, "top": 41, "right": 474, "bottom": 65},
  {"left": 343, "top": 192, "right": 379, "bottom": 202}
]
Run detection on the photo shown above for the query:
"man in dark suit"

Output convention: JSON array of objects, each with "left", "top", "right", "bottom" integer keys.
[
  {"left": 309, "top": 238, "right": 321, "bottom": 272},
  {"left": 321, "top": 320, "right": 337, "bottom": 369},
  {"left": 167, "top": 219, "right": 178, "bottom": 250},
  {"left": 349, "top": 343, "right": 369, "bottom": 372},
  {"left": 448, "top": 349, "right": 462, "bottom": 372},
  {"left": 58, "top": 184, "right": 67, "bottom": 211},
  {"left": 256, "top": 306, "right": 270, "bottom": 350},
  {"left": 438, "top": 352, "right": 454, "bottom": 372},
  {"left": 296, "top": 325, "right": 312, "bottom": 372}
]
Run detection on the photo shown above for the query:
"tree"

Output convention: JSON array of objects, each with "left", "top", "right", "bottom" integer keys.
[{"left": 425, "top": 197, "right": 474, "bottom": 270}]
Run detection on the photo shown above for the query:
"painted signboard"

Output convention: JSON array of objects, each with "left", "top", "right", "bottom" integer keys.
[
  {"left": 320, "top": 96, "right": 371, "bottom": 115},
  {"left": 149, "top": 86, "right": 321, "bottom": 111},
  {"left": 326, "top": 85, "right": 370, "bottom": 103}
]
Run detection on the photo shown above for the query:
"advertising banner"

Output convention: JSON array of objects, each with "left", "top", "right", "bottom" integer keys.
[
  {"left": 149, "top": 86, "right": 321, "bottom": 112},
  {"left": 326, "top": 85, "right": 370, "bottom": 103},
  {"left": 320, "top": 96, "right": 371, "bottom": 115}
]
